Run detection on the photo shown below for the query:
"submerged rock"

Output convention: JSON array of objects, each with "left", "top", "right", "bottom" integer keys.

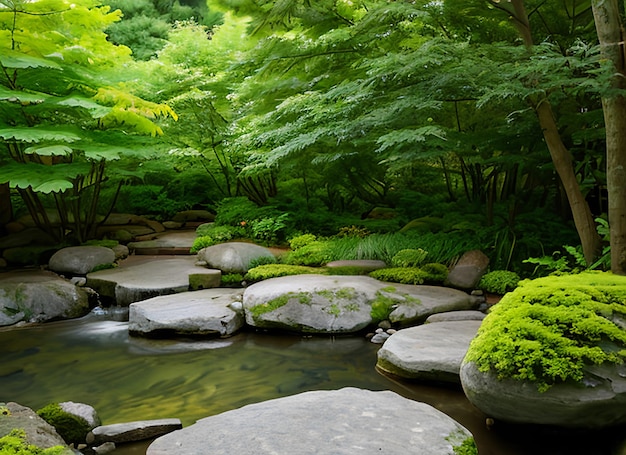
[{"left": 146, "top": 388, "right": 475, "bottom": 455}]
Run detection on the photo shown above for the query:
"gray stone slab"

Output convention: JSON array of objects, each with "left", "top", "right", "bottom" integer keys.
[
  {"left": 88, "top": 418, "right": 182, "bottom": 445},
  {"left": 128, "top": 230, "right": 197, "bottom": 255},
  {"left": 129, "top": 288, "right": 244, "bottom": 338},
  {"left": 377, "top": 320, "right": 482, "bottom": 383},
  {"left": 425, "top": 310, "right": 486, "bottom": 323},
  {"left": 146, "top": 388, "right": 474, "bottom": 455},
  {"left": 86, "top": 256, "right": 206, "bottom": 305}
]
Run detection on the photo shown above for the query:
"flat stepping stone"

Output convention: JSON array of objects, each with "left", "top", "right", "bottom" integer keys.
[
  {"left": 87, "top": 418, "right": 182, "bottom": 445},
  {"left": 128, "top": 230, "right": 197, "bottom": 255},
  {"left": 86, "top": 256, "right": 215, "bottom": 305},
  {"left": 146, "top": 388, "right": 474, "bottom": 455},
  {"left": 129, "top": 289, "right": 244, "bottom": 338},
  {"left": 376, "top": 320, "right": 482, "bottom": 384}
]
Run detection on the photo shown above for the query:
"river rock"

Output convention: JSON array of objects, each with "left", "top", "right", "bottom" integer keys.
[
  {"left": 198, "top": 242, "right": 275, "bottom": 273},
  {"left": 0, "top": 402, "right": 68, "bottom": 449},
  {"left": 49, "top": 246, "right": 116, "bottom": 275},
  {"left": 460, "top": 360, "right": 626, "bottom": 428},
  {"left": 129, "top": 289, "right": 244, "bottom": 338},
  {"left": 243, "top": 275, "right": 382, "bottom": 333},
  {"left": 0, "top": 227, "right": 55, "bottom": 249},
  {"left": 59, "top": 401, "right": 101, "bottom": 429},
  {"left": 377, "top": 320, "right": 482, "bottom": 384},
  {"left": 87, "top": 418, "right": 182, "bottom": 445},
  {"left": 387, "top": 284, "right": 477, "bottom": 326},
  {"left": 0, "top": 270, "right": 90, "bottom": 326},
  {"left": 146, "top": 388, "right": 475, "bottom": 455},
  {"left": 445, "top": 250, "right": 489, "bottom": 290},
  {"left": 86, "top": 256, "right": 205, "bottom": 305}
]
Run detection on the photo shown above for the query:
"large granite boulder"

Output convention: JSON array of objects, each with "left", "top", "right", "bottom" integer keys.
[
  {"left": 243, "top": 275, "right": 477, "bottom": 334},
  {"left": 243, "top": 275, "right": 380, "bottom": 333},
  {"left": 198, "top": 242, "right": 275, "bottom": 273},
  {"left": 146, "top": 388, "right": 475, "bottom": 455},
  {"left": 0, "top": 270, "right": 90, "bottom": 326},
  {"left": 0, "top": 402, "right": 69, "bottom": 450},
  {"left": 445, "top": 250, "right": 489, "bottom": 290},
  {"left": 461, "top": 361, "right": 626, "bottom": 428},
  {"left": 129, "top": 289, "right": 244, "bottom": 338},
  {"left": 376, "top": 320, "right": 483, "bottom": 384},
  {"left": 460, "top": 271, "right": 626, "bottom": 428},
  {"left": 49, "top": 245, "right": 116, "bottom": 275}
]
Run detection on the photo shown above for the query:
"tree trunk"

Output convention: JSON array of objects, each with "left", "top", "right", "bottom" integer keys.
[
  {"left": 534, "top": 101, "right": 601, "bottom": 264},
  {"left": 0, "top": 182, "right": 12, "bottom": 234},
  {"left": 592, "top": 0, "right": 626, "bottom": 274},
  {"left": 500, "top": 0, "right": 602, "bottom": 264}
]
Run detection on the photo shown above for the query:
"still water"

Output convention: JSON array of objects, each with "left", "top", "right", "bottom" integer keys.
[{"left": 0, "top": 311, "right": 623, "bottom": 455}]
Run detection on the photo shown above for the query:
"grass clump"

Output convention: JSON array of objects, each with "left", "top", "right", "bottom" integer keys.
[
  {"left": 478, "top": 270, "right": 520, "bottom": 294},
  {"left": 244, "top": 264, "right": 322, "bottom": 283},
  {"left": 370, "top": 263, "right": 448, "bottom": 285},
  {"left": 0, "top": 429, "right": 71, "bottom": 455},
  {"left": 391, "top": 248, "right": 428, "bottom": 267},
  {"left": 465, "top": 271, "right": 626, "bottom": 392},
  {"left": 36, "top": 403, "right": 90, "bottom": 444}
]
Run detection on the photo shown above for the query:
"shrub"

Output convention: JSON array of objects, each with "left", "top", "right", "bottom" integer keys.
[
  {"left": 391, "top": 248, "right": 428, "bottom": 268},
  {"left": 465, "top": 272, "right": 626, "bottom": 392},
  {"left": 221, "top": 273, "right": 244, "bottom": 287},
  {"left": 250, "top": 213, "right": 290, "bottom": 244},
  {"left": 36, "top": 403, "right": 91, "bottom": 444},
  {"left": 190, "top": 225, "right": 245, "bottom": 253},
  {"left": 478, "top": 270, "right": 521, "bottom": 294},
  {"left": 283, "top": 241, "right": 331, "bottom": 266},
  {"left": 369, "top": 267, "right": 431, "bottom": 285},
  {"left": 288, "top": 233, "right": 317, "bottom": 250},
  {"left": 420, "top": 263, "right": 449, "bottom": 284},
  {"left": 336, "top": 225, "right": 370, "bottom": 238},
  {"left": 82, "top": 239, "right": 119, "bottom": 249},
  {"left": 248, "top": 255, "right": 278, "bottom": 269},
  {"left": 244, "top": 264, "right": 322, "bottom": 283},
  {"left": 0, "top": 429, "right": 69, "bottom": 455}
]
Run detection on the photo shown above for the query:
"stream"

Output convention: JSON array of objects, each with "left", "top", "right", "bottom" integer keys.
[{"left": 0, "top": 310, "right": 623, "bottom": 455}]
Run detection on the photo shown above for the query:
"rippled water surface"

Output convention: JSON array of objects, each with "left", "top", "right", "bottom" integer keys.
[{"left": 0, "top": 313, "right": 622, "bottom": 455}]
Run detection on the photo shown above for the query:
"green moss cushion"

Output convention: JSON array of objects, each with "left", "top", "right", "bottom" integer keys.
[{"left": 465, "top": 271, "right": 626, "bottom": 392}]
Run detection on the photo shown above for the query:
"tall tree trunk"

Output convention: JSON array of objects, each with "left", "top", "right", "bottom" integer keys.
[
  {"left": 0, "top": 182, "right": 12, "bottom": 234},
  {"left": 498, "top": 0, "right": 601, "bottom": 264},
  {"left": 592, "top": 0, "right": 626, "bottom": 274}
]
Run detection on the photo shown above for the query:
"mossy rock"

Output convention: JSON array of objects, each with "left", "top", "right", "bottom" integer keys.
[
  {"left": 465, "top": 271, "right": 626, "bottom": 391},
  {"left": 37, "top": 403, "right": 91, "bottom": 445}
]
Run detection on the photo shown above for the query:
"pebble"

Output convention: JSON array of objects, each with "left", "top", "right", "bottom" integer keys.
[{"left": 370, "top": 332, "right": 390, "bottom": 344}]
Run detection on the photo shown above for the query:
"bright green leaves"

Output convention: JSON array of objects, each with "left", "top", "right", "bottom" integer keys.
[
  {"left": 0, "top": 126, "right": 81, "bottom": 143},
  {"left": 465, "top": 272, "right": 626, "bottom": 391}
]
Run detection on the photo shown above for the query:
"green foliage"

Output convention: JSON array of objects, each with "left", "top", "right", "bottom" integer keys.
[
  {"left": 478, "top": 271, "right": 521, "bottom": 295},
  {"left": 111, "top": 185, "right": 188, "bottom": 220},
  {"left": 370, "top": 291, "right": 397, "bottom": 322},
  {"left": 221, "top": 273, "right": 243, "bottom": 287},
  {"left": 283, "top": 241, "right": 331, "bottom": 266},
  {"left": 370, "top": 267, "right": 431, "bottom": 285},
  {"left": 81, "top": 240, "right": 119, "bottom": 249},
  {"left": 391, "top": 248, "right": 428, "bottom": 268},
  {"left": 465, "top": 272, "right": 626, "bottom": 392},
  {"left": 420, "top": 263, "right": 449, "bottom": 283},
  {"left": 0, "top": 429, "right": 70, "bottom": 455},
  {"left": 90, "top": 263, "right": 117, "bottom": 273},
  {"left": 452, "top": 437, "right": 479, "bottom": 455},
  {"left": 244, "top": 264, "right": 322, "bottom": 283},
  {"left": 288, "top": 234, "right": 317, "bottom": 250},
  {"left": 248, "top": 255, "right": 278, "bottom": 269},
  {"left": 190, "top": 225, "right": 245, "bottom": 253},
  {"left": 336, "top": 225, "right": 371, "bottom": 238},
  {"left": 250, "top": 213, "right": 290, "bottom": 244},
  {"left": 36, "top": 403, "right": 90, "bottom": 445}
]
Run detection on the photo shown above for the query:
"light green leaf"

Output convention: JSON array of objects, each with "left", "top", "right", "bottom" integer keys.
[
  {"left": 0, "top": 86, "right": 48, "bottom": 104},
  {"left": 33, "top": 180, "right": 74, "bottom": 193},
  {"left": 23, "top": 145, "right": 73, "bottom": 156},
  {"left": 55, "top": 97, "right": 111, "bottom": 118},
  {"left": 0, "top": 50, "right": 62, "bottom": 70},
  {"left": 0, "top": 162, "right": 87, "bottom": 193},
  {"left": 0, "top": 127, "right": 82, "bottom": 143}
]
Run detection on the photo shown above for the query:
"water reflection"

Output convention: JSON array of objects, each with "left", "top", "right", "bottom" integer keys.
[{"left": 0, "top": 313, "right": 623, "bottom": 455}]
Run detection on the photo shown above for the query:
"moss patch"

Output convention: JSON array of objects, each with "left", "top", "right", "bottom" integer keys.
[
  {"left": 37, "top": 403, "right": 90, "bottom": 444},
  {"left": 465, "top": 271, "right": 626, "bottom": 392},
  {"left": 0, "top": 429, "right": 70, "bottom": 455},
  {"left": 250, "top": 291, "right": 313, "bottom": 318},
  {"left": 244, "top": 264, "right": 321, "bottom": 283},
  {"left": 370, "top": 288, "right": 421, "bottom": 322}
]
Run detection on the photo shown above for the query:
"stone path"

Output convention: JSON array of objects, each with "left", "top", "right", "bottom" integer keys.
[{"left": 128, "top": 230, "right": 197, "bottom": 255}]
